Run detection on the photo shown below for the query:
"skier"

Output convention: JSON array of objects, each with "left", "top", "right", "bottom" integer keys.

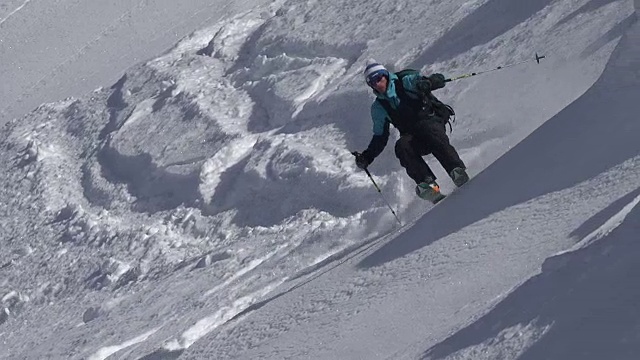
[{"left": 353, "top": 60, "right": 469, "bottom": 203}]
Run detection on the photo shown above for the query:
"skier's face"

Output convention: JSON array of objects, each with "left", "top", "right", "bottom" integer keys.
[{"left": 370, "top": 75, "right": 388, "bottom": 93}]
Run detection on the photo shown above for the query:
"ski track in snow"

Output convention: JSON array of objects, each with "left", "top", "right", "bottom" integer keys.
[
  {"left": 438, "top": 321, "right": 554, "bottom": 360},
  {"left": 555, "top": 192, "right": 640, "bottom": 257},
  {"left": 166, "top": 280, "right": 285, "bottom": 351},
  {"left": 87, "top": 327, "right": 160, "bottom": 360},
  {"left": 5, "top": 0, "right": 151, "bottom": 113},
  {"left": 0, "top": 0, "right": 30, "bottom": 26}
]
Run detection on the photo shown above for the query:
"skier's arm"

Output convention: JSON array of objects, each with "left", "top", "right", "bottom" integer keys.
[
  {"left": 404, "top": 73, "right": 446, "bottom": 95},
  {"left": 362, "top": 126, "right": 390, "bottom": 162},
  {"left": 361, "top": 103, "right": 391, "bottom": 163}
]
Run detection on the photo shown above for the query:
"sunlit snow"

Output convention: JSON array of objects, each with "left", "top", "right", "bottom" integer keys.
[{"left": 1, "top": 0, "right": 639, "bottom": 359}]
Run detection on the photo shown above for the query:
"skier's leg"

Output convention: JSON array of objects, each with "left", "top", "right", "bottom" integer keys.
[
  {"left": 415, "top": 118, "right": 465, "bottom": 174},
  {"left": 394, "top": 134, "right": 435, "bottom": 184}
]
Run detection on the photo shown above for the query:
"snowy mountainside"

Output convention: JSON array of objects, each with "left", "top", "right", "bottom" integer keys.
[
  {"left": 181, "top": 13, "right": 640, "bottom": 359},
  {"left": 0, "top": 0, "right": 637, "bottom": 359}
]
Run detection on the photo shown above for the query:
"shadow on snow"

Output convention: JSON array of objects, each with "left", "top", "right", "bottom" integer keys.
[
  {"left": 421, "top": 187, "right": 640, "bottom": 360},
  {"left": 409, "top": 0, "right": 555, "bottom": 68}
]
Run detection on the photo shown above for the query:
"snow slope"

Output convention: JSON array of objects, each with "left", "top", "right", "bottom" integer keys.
[
  {"left": 186, "top": 15, "right": 639, "bottom": 360},
  {"left": 0, "top": 0, "right": 270, "bottom": 126},
  {"left": 0, "top": 0, "right": 638, "bottom": 359}
]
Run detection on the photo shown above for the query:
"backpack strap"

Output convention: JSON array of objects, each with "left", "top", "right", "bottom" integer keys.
[
  {"left": 445, "top": 104, "right": 455, "bottom": 132},
  {"left": 423, "top": 88, "right": 456, "bottom": 133}
]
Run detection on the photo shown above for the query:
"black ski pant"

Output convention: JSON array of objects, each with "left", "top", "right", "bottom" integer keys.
[{"left": 394, "top": 116, "right": 465, "bottom": 184}]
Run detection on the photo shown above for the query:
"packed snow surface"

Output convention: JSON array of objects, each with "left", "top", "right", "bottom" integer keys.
[{"left": 0, "top": 0, "right": 638, "bottom": 359}]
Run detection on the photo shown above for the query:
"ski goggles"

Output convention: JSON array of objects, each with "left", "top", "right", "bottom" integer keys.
[{"left": 366, "top": 70, "right": 388, "bottom": 87}]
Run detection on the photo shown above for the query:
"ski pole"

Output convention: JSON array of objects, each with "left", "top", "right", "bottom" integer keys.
[
  {"left": 445, "top": 53, "right": 546, "bottom": 82},
  {"left": 351, "top": 152, "right": 402, "bottom": 226}
]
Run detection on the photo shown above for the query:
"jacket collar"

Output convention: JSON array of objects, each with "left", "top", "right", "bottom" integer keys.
[{"left": 373, "top": 73, "right": 398, "bottom": 100}]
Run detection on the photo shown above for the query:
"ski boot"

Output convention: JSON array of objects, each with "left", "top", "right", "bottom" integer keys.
[
  {"left": 449, "top": 167, "right": 469, "bottom": 187},
  {"left": 415, "top": 178, "right": 446, "bottom": 204}
]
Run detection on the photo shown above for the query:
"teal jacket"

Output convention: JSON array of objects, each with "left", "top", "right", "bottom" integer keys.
[
  {"left": 370, "top": 72, "right": 425, "bottom": 136},
  {"left": 362, "top": 71, "right": 446, "bottom": 163}
]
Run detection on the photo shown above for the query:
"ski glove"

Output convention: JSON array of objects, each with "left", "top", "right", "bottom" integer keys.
[
  {"left": 417, "top": 73, "right": 446, "bottom": 94},
  {"left": 354, "top": 151, "right": 372, "bottom": 169},
  {"left": 428, "top": 73, "right": 446, "bottom": 89}
]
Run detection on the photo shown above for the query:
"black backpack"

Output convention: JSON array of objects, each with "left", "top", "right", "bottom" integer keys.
[{"left": 387, "top": 69, "right": 456, "bottom": 132}]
